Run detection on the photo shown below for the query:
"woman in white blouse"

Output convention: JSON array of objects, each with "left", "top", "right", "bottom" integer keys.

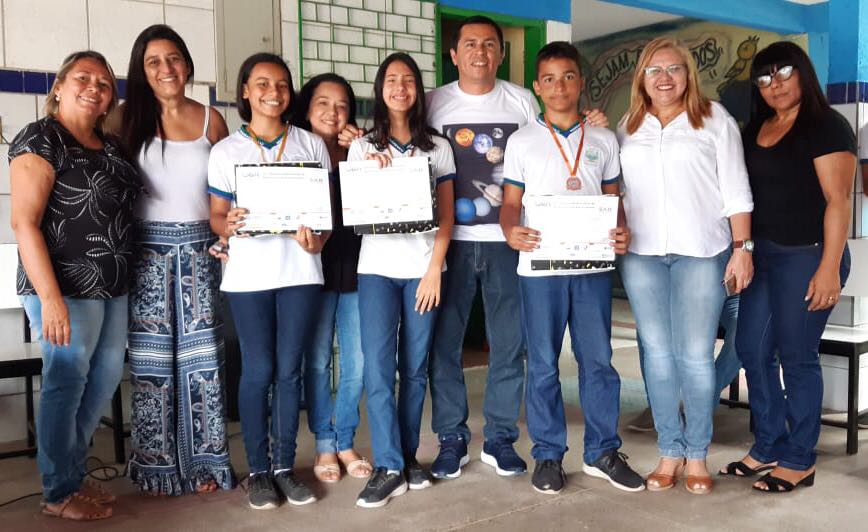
[{"left": 617, "top": 37, "right": 753, "bottom": 495}]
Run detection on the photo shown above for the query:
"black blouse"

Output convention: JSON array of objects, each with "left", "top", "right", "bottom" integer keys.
[
  {"left": 9, "top": 117, "right": 140, "bottom": 298},
  {"left": 321, "top": 168, "right": 361, "bottom": 293},
  {"left": 743, "top": 108, "right": 856, "bottom": 246}
]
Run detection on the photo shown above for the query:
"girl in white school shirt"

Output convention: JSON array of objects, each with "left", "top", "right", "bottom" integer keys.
[
  {"left": 349, "top": 52, "right": 456, "bottom": 509},
  {"left": 207, "top": 53, "right": 330, "bottom": 510}
]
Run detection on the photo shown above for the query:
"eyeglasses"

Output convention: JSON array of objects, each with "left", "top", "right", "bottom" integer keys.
[
  {"left": 754, "top": 65, "right": 795, "bottom": 88},
  {"left": 643, "top": 64, "right": 686, "bottom": 78}
]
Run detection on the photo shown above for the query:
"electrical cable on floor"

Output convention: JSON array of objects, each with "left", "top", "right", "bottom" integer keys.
[{"left": 0, "top": 455, "right": 122, "bottom": 508}]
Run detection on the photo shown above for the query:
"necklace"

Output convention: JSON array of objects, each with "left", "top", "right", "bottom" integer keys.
[
  {"left": 544, "top": 116, "right": 585, "bottom": 191},
  {"left": 246, "top": 123, "right": 289, "bottom": 163}
]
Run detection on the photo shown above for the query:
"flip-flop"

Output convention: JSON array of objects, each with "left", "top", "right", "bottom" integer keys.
[
  {"left": 313, "top": 462, "right": 341, "bottom": 483},
  {"left": 41, "top": 494, "right": 112, "bottom": 521},
  {"left": 79, "top": 478, "right": 117, "bottom": 504},
  {"left": 344, "top": 457, "right": 373, "bottom": 479},
  {"left": 718, "top": 460, "right": 776, "bottom": 477}
]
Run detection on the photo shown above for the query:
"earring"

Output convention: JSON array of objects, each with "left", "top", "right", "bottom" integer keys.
[{"left": 54, "top": 93, "right": 60, "bottom": 102}]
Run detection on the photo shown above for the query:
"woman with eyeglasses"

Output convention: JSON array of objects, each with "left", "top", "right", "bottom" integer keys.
[
  {"left": 617, "top": 37, "right": 754, "bottom": 495},
  {"left": 721, "top": 41, "right": 855, "bottom": 493}
]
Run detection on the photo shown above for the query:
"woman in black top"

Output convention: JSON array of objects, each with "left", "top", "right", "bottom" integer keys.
[
  {"left": 9, "top": 51, "right": 139, "bottom": 520},
  {"left": 293, "top": 74, "right": 372, "bottom": 482},
  {"left": 723, "top": 42, "right": 856, "bottom": 492}
]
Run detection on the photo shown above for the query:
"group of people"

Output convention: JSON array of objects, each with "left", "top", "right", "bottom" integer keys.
[{"left": 7, "top": 14, "right": 857, "bottom": 522}]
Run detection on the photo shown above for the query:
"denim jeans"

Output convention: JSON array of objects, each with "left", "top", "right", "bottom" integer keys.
[
  {"left": 621, "top": 250, "right": 728, "bottom": 460},
  {"left": 520, "top": 273, "right": 622, "bottom": 464},
  {"left": 430, "top": 240, "right": 525, "bottom": 444},
  {"left": 304, "top": 290, "right": 364, "bottom": 454},
  {"left": 21, "top": 294, "right": 128, "bottom": 504},
  {"left": 359, "top": 274, "right": 439, "bottom": 471},
  {"left": 225, "top": 284, "right": 320, "bottom": 473},
  {"left": 714, "top": 294, "right": 742, "bottom": 398},
  {"left": 737, "top": 239, "right": 850, "bottom": 471}
]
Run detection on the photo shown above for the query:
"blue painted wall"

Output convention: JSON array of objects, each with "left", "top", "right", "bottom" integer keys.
[{"left": 438, "top": 0, "right": 571, "bottom": 23}]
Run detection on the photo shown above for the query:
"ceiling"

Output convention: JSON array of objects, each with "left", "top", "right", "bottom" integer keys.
[{"left": 571, "top": 0, "right": 828, "bottom": 42}]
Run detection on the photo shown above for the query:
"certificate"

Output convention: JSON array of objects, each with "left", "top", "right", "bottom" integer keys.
[
  {"left": 234, "top": 162, "right": 332, "bottom": 234},
  {"left": 338, "top": 156, "right": 437, "bottom": 234},
  {"left": 523, "top": 194, "right": 619, "bottom": 271}
]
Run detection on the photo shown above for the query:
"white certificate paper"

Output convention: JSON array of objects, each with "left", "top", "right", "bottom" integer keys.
[
  {"left": 338, "top": 157, "right": 434, "bottom": 227},
  {"left": 524, "top": 194, "right": 619, "bottom": 263},
  {"left": 234, "top": 162, "right": 332, "bottom": 233}
]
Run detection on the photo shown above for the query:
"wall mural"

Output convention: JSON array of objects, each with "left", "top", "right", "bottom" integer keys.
[{"left": 575, "top": 19, "right": 807, "bottom": 128}]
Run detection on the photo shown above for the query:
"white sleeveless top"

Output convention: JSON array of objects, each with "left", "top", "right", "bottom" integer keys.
[{"left": 135, "top": 106, "right": 213, "bottom": 222}]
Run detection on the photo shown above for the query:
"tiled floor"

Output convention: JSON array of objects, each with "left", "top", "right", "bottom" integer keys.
[{"left": 2, "top": 299, "right": 868, "bottom": 531}]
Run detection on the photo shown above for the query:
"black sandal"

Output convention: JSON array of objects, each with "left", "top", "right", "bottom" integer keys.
[
  {"left": 718, "top": 460, "right": 776, "bottom": 477},
  {"left": 752, "top": 471, "right": 815, "bottom": 493}
]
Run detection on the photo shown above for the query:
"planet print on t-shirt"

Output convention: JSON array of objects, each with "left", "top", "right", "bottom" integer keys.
[
  {"left": 473, "top": 134, "right": 493, "bottom": 154},
  {"left": 454, "top": 128, "right": 475, "bottom": 147}
]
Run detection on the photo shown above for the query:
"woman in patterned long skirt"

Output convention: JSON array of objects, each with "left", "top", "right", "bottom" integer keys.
[{"left": 116, "top": 24, "right": 235, "bottom": 495}]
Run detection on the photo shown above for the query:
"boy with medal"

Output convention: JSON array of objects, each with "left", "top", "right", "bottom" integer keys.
[{"left": 500, "top": 42, "right": 643, "bottom": 494}]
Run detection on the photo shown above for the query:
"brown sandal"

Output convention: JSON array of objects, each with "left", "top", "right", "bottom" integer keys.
[
  {"left": 686, "top": 475, "right": 713, "bottom": 495},
  {"left": 79, "top": 478, "right": 117, "bottom": 504},
  {"left": 41, "top": 494, "right": 112, "bottom": 521},
  {"left": 646, "top": 459, "right": 685, "bottom": 491}
]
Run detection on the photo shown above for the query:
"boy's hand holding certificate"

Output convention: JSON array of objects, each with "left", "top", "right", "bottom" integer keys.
[
  {"left": 339, "top": 156, "right": 437, "bottom": 234},
  {"left": 523, "top": 194, "right": 620, "bottom": 271},
  {"left": 234, "top": 162, "right": 332, "bottom": 235}
]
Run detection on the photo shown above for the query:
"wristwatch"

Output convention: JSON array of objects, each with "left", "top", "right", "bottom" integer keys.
[{"left": 733, "top": 239, "right": 754, "bottom": 253}]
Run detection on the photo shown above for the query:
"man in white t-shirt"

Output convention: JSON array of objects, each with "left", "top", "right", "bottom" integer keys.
[{"left": 425, "top": 16, "right": 538, "bottom": 480}]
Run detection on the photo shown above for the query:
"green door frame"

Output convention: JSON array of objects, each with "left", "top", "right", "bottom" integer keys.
[{"left": 435, "top": 5, "right": 547, "bottom": 91}]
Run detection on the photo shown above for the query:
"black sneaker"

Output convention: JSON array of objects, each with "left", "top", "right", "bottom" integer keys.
[
  {"left": 532, "top": 460, "right": 566, "bottom": 495},
  {"left": 431, "top": 434, "right": 469, "bottom": 479},
  {"left": 404, "top": 455, "right": 432, "bottom": 490},
  {"left": 583, "top": 449, "right": 645, "bottom": 492},
  {"left": 273, "top": 469, "right": 316, "bottom": 505},
  {"left": 247, "top": 472, "right": 281, "bottom": 510},
  {"left": 356, "top": 468, "right": 408, "bottom": 508}
]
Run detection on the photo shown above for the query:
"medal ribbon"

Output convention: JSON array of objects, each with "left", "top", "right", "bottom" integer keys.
[
  {"left": 247, "top": 123, "right": 290, "bottom": 163},
  {"left": 544, "top": 116, "right": 584, "bottom": 178}
]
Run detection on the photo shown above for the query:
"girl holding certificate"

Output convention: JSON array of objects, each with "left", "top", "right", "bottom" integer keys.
[
  {"left": 348, "top": 52, "right": 456, "bottom": 508},
  {"left": 294, "top": 75, "right": 373, "bottom": 482},
  {"left": 207, "top": 53, "right": 331, "bottom": 510}
]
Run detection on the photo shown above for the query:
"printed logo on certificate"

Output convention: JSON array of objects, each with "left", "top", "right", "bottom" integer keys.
[
  {"left": 234, "top": 161, "right": 333, "bottom": 235},
  {"left": 524, "top": 194, "right": 619, "bottom": 271},
  {"left": 338, "top": 156, "right": 438, "bottom": 235}
]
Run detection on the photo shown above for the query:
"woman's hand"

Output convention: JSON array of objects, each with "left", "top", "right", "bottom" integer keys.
[
  {"left": 415, "top": 267, "right": 442, "bottom": 314},
  {"left": 805, "top": 264, "right": 841, "bottom": 311},
  {"left": 41, "top": 296, "right": 70, "bottom": 346},
  {"left": 208, "top": 237, "right": 230, "bottom": 263},
  {"left": 338, "top": 124, "right": 366, "bottom": 149},
  {"left": 224, "top": 207, "right": 249, "bottom": 238},
  {"left": 364, "top": 151, "right": 392, "bottom": 168},
  {"left": 505, "top": 226, "right": 540, "bottom": 252},
  {"left": 610, "top": 226, "right": 630, "bottom": 254},
  {"left": 294, "top": 225, "right": 325, "bottom": 254},
  {"left": 582, "top": 108, "right": 609, "bottom": 128},
  {"left": 725, "top": 249, "right": 754, "bottom": 294}
]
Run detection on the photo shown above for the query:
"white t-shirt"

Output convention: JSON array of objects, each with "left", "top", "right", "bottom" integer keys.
[
  {"left": 504, "top": 116, "right": 621, "bottom": 277},
  {"left": 427, "top": 79, "right": 540, "bottom": 242},
  {"left": 348, "top": 135, "right": 456, "bottom": 279},
  {"left": 617, "top": 101, "right": 753, "bottom": 258},
  {"left": 207, "top": 126, "right": 331, "bottom": 292}
]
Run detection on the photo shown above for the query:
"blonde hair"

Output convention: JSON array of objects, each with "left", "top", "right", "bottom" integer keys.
[
  {"left": 43, "top": 50, "right": 119, "bottom": 130},
  {"left": 624, "top": 37, "right": 711, "bottom": 135}
]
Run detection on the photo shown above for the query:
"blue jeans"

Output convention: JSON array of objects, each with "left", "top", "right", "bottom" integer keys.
[
  {"left": 304, "top": 290, "right": 364, "bottom": 453},
  {"left": 520, "top": 273, "right": 622, "bottom": 464},
  {"left": 21, "top": 294, "right": 128, "bottom": 504},
  {"left": 359, "top": 274, "right": 440, "bottom": 471},
  {"left": 430, "top": 241, "right": 525, "bottom": 444},
  {"left": 737, "top": 239, "right": 850, "bottom": 471},
  {"left": 621, "top": 251, "right": 728, "bottom": 460},
  {"left": 225, "top": 285, "right": 320, "bottom": 473}
]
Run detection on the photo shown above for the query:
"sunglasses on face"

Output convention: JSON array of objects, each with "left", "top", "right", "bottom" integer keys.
[
  {"left": 643, "top": 64, "right": 686, "bottom": 78},
  {"left": 754, "top": 65, "right": 795, "bottom": 88}
]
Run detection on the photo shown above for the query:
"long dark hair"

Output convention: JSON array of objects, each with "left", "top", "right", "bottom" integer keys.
[
  {"left": 120, "top": 24, "right": 194, "bottom": 157},
  {"left": 370, "top": 53, "right": 435, "bottom": 152},
  {"left": 749, "top": 41, "right": 830, "bottom": 129},
  {"left": 236, "top": 53, "right": 295, "bottom": 124},
  {"left": 293, "top": 73, "right": 358, "bottom": 132}
]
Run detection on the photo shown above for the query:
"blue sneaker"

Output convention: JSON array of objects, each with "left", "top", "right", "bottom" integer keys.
[
  {"left": 480, "top": 439, "right": 527, "bottom": 476},
  {"left": 431, "top": 435, "right": 469, "bottom": 479}
]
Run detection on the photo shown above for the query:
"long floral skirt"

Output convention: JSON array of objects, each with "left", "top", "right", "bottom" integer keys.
[{"left": 127, "top": 220, "right": 235, "bottom": 495}]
